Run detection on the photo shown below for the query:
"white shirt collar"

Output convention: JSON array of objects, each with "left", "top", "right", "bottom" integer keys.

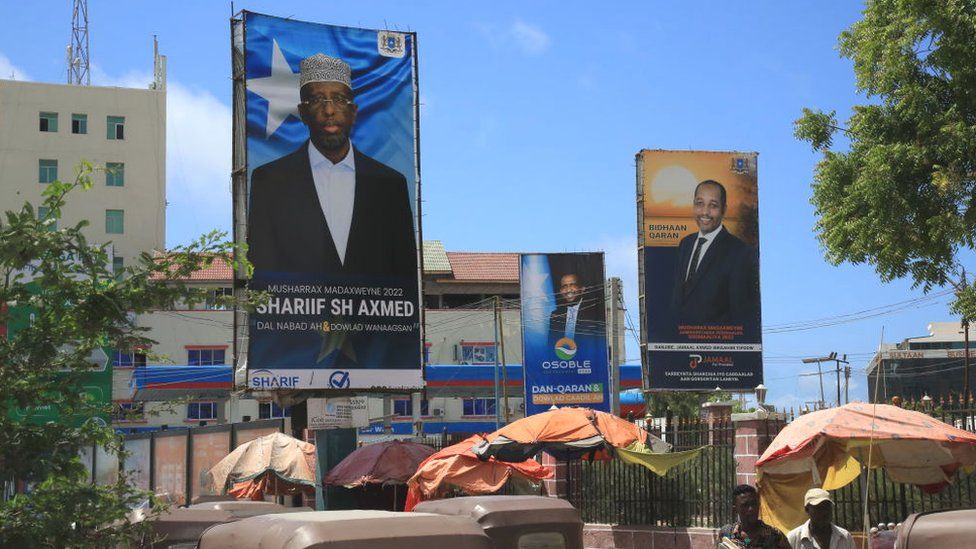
[
  {"left": 308, "top": 141, "right": 355, "bottom": 171},
  {"left": 799, "top": 520, "right": 845, "bottom": 548},
  {"left": 697, "top": 223, "right": 724, "bottom": 243}
]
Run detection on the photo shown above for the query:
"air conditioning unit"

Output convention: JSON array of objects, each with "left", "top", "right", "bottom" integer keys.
[{"left": 432, "top": 408, "right": 444, "bottom": 417}]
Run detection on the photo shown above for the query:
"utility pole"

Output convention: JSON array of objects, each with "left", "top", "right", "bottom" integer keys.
[
  {"left": 802, "top": 353, "right": 848, "bottom": 407},
  {"left": 608, "top": 278, "right": 622, "bottom": 415},
  {"left": 964, "top": 318, "right": 971, "bottom": 402},
  {"left": 492, "top": 296, "right": 501, "bottom": 430},
  {"left": 497, "top": 296, "right": 511, "bottom": 423},
  {"left": 844, "top": 360, "right": 851, "bottom": 404}
]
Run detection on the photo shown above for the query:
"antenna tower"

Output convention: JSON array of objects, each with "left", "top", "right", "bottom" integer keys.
[{"left": 67, "top": 0, "right": 90, "bottom": 85}]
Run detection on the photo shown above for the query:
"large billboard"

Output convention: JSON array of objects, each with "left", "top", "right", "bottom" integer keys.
[
  {"left": 521, "top": 253, "right": 610, "bottom": 415},
  {"left": 638, "top": 150, "right": 762, "bottom": 391},
  {"left": 239, "top": 12, "right": 422, "bottom": 390}
]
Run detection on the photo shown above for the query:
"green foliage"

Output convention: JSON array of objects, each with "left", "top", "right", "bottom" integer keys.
[
  {"left": 0, "top": 163, "right": 251, "bottom": 546},
  {"left": 794, "top": 0, "right": 976, "bottom": 320}
]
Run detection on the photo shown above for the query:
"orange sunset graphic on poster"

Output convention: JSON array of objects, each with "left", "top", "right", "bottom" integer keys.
[{"left": 639, "top": 150, "right": 759, "bottom": 248}]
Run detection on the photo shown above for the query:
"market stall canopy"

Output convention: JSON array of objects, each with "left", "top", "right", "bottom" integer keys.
[
  {"left": 324, "top": 439, "right": 436, "bottom": 487},
  {"left": 405, "top": 434, "right": 552, "bottom": 511},
  {"left": 207, "top": 432, "right": 316, "bottom": 500},
  {"left": 756, "top": 402, "right": 976, "bottom": 533},
  {"left": 471, "top": 406, "right": 671, "bottom": 462}
]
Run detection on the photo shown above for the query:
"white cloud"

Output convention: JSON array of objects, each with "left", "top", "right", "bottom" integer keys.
[
  {"left": 89, "top": 64, "right": 153, "bottom": 89},
  {"left": 510, "top": 19, "right": 551, "bottom": 55},
  {"left": 164, "top": 82, "right": 233, "bottom": 245},
  {"left": 476, "top": 20, "right": 551, "bottom": 56},
  {"left": 0, "top": 52, "right": 31, "bottom": 81}
]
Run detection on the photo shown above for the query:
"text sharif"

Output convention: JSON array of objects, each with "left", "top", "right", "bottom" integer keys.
[{"left": 256, "top": 297, "right": 415, "bottom": 317}]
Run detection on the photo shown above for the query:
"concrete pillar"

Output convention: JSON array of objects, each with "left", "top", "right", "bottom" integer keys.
[{"left": 732, "top": 411, "right": 786, "bottom": 486}]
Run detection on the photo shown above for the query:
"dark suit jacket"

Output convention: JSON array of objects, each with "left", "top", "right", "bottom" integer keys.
[
  {"left": 549, "top": 299, "right": 604, "bottom": 345},
  {"left": 247, "top": 143, "right": 417, "bottom": 280},
  {"left": 246, "top": 143, "right": 419, "bottom": 369},
  {"left": 670, "top": 227, "right": 758, "bottom": 326}
]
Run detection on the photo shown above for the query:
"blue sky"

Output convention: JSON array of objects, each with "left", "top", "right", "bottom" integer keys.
[{"left": 1, "top": 1, "right": 961, "bottom": 411}]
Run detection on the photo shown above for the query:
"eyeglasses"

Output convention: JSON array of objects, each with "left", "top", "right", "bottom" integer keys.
[{"left": 300, "top": 96, "right": 354, "bottom": 111}]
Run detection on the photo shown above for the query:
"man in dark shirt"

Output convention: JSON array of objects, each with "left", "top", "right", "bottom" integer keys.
[{"left": 717, "top": 484, "right": 790, "bottom": 548}]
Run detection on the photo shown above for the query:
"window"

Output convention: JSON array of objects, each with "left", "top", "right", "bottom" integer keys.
[
  {"left": 105, "top": 209, "right": 124, "bottom": 234},
  {"left": 72, "top": 113, "right": 87, "bottom": 134},
  {"left": 393, "top": 399, "right": 430, "bottom": 417},
  {"left": 113, "top": 256, "right": 124, "bottom": 275},
  {"left": 37, "top": 206, "right": 57, "bottom": 231},
  {"left": 258, "top": 402, "right": 290, "bottom": 419},
  {"left": 112, "top": 402, "right": 145, "bottom": 423},
  {"left": 39, "top": 112, "right": 58, "bottom": 132},
  {"left": 39, "top": 159, "right": 58, "bottom": 183},
  {"left": 462, "top": 398, "right": 496, "bottom": 417},
  {"left": 187, "top": 402, "right": 218, "bottom": 421},
  {"left": 204, "top": 287, "right": 233, "bottom": 310},
  {"left": 187, "top": 348, "right": 226, "bottom": 366},
  {"left": 107, "top": 115, "right": 125, "bottom": 140},
  {"left": 106, "top": 162, "right": 124, "bottom": 186},
  {"left": 460, "top": 342, "right": 496, "bottom": 365},
  {"left": 112, "top": 350, "right": 146, "bottom": 368}
]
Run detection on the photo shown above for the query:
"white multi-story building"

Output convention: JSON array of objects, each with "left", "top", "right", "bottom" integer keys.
[{"left": 0, "top": 77, "right": 166, "bottom": 267}]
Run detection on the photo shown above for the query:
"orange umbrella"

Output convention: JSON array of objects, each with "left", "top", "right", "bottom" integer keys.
[
  {"left": 756, "top": 402, "right": 976, "bottom": 532},
  {"left": 324, "top": 440, "right": 436, "bottom": 487},
  {"left": 471, "top": 406, "right": 670, "bottom": 462},
  {"left": 404, "top": 434, "right": 552, "bottom": 511}
]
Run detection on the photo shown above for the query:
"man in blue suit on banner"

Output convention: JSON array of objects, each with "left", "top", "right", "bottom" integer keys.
[
  {"left": 670, "top": 179, "right": 758, "bottom": 326},
  {"left": 247, "top": 53, "right": 417, "bottom": 280}
]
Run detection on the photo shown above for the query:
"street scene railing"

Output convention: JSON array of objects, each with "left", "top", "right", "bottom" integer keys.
[{"left": 566, "top": 417, "right": 735, "bottom": 527}]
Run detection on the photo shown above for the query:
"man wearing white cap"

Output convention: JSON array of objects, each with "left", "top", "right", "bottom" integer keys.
[
  {"left": 786, "top": 488, "right": 855, "bottom": 549},
  {"left": 248, "top": 52, "right": 417, "bottom": 280}
]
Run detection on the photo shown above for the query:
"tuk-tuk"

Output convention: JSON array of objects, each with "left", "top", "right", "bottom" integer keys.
[
  {"left": 412, "top": 495, "right": 583, "bottom": 549},
  {"left": 896, "top": 509, "right": 975, "bottom": 548},
  {"left": 187, "top": 500, "right": 305, "bottom": 519},
  {"left": 130, "top": 501, "right": 300, "bottom": 548},
  {"left": 129, "top": 507, "right": 235, "bottom": 549},
  {"left": 198, "top": 510, "right": 494, "bottom": 548}
]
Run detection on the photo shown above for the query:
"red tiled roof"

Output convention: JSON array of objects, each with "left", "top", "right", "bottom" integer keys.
[
  {"left": 446, "top": 252, "right": 519, "bottom": 282},
  {"left": 149, "top": 254, "right": 234, "bottom": 282}
]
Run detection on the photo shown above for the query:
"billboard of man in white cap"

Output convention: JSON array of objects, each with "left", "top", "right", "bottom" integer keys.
[
  {"left": 247, "top": 52, "right": 417, "bottom": 279},
  {"left": 786, "top": 488, "right": 855, "bottom": 549}
]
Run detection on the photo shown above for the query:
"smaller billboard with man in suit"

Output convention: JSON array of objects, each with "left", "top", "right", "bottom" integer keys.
[{"left": 521, "top": 252, "right": 610, "bottom": 416}]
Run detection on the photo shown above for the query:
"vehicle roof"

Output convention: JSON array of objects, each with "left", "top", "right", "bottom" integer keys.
[
  {"left": 199, "top": 510, "right": 494, "bottom": 548},
  {"left": 412, "top": 495, "right": 581, "bottom": 527},
  {"left": 897, "top": 508, "right": 976, "bottom": 547}
]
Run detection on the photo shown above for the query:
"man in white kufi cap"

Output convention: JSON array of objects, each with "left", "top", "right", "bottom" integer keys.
[{"left": 247, "top": 51, "right": 417, "bottom": 368}]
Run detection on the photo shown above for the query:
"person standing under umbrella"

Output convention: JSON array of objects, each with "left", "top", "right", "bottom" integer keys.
[
  {"left": 718, "top": 484, "right": 790, "bottom": 548},
  {"left": 786, "top": 489, "right": 855, "bottom": 549}
]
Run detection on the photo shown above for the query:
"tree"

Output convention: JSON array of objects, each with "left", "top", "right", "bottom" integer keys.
[
  {"left": 0, "top": 163, "right": 246, "bottom": 546},
  {"left": 794, "top": 0, "right": 976, "bottom": 321}
]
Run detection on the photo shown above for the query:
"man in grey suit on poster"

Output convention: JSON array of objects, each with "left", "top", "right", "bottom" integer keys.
[{"left": 671, "top": 180, "right": 758, "bottom": 326}]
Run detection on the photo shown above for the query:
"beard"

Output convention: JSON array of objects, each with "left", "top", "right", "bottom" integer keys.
[{"left": 316, "top": 131, "right": 350, "bottom": 151}]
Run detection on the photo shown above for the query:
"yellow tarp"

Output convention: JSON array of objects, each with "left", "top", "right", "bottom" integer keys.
[{"left": 616, "top": 442, "right": 703, "bottom": 476}]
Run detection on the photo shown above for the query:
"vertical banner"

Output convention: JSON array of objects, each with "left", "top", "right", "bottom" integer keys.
[
  {"left": 521, "top": 253, "right": 610, "bottom": 415},
  {"left": 638, "top": 150, "right": 762, "bottom": 390},
  {"left": 241, "top": 12, "right": 421, "bottom": 390}
]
